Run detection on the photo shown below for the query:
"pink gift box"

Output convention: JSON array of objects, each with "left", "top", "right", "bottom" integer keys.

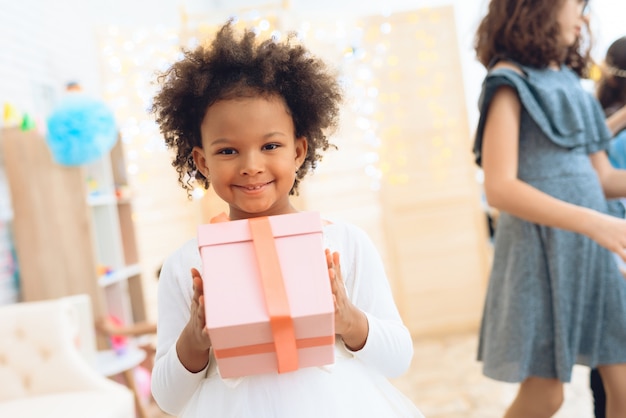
[{"left": 198, "top": 211, "right": 335, "bottom": 379}]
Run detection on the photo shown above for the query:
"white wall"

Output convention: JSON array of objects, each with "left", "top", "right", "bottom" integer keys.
[
  {"left": 0, "top": 0, "right": 103, "bottom": 115},
  {"left": 78, "top": 0, "right": 626, "bottom": 135},
  {"left": 2, "top": 0, "right": 624, "bottom": 131}
]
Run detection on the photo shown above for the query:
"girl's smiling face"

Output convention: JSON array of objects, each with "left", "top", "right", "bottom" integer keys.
[{"left": 193, "top": 95, "right": 307, "bottom": 220}]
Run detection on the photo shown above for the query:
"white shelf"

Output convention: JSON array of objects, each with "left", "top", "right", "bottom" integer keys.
[
  {"left": 96, "top": 347, "right": 147, "bottom": 377},
  {"left": 87, "top": 192, "right": 133, "bottom": 207},
  {"left": 88, "top": 193, "right": 118, "bottom": 206},
  {"left": 98, "top": 263, "right": 142, "bottom": 287}
]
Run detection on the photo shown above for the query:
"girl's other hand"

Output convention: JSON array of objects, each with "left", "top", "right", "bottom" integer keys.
[
  {"left": 325, "top": 249, "right": 368, "bottom": 351},
  {"left": 187, "top": 268, "right": 212, "bottom": 351},
  {"left": 176, "top": 268, "right": 212, "bottom": 372},
  {"left": 587, "top": 212, "right": 626, "bottom": 262}
]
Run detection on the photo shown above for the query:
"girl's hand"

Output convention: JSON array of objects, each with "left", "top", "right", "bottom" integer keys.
[
  {"left": 95, "top": 317, "right": 120, "bottom": 336},
  {"left": 176, "top": 268, "right": 212, "bottom": 372},
  {"left": 326, "top": 249, "right": 368, "bottom": 351},
  {"left": 587, "top": 212, "right": 626, "bottom": 262},
  {"left": 188, "top": 268, "right": 212, "bottom": 350}
]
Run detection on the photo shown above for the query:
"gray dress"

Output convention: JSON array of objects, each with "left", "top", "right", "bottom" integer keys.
[{"left": 473, "top": 64, "right": 626, "bottom": 383}]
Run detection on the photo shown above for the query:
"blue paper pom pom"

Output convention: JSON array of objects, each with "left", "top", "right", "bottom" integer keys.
[{"left": 46, "top": 94, "right": 118, "bottom": 166}]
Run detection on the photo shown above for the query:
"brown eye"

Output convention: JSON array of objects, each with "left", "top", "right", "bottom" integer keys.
[{"left": 262, "top": 143, "right": 280, "bottom": 151}]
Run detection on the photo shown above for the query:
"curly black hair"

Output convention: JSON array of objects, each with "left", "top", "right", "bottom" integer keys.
[
  {"left": 474, "top": 0, "right": 592, "bottom": 76},
  {"left": 151, "top": 20, "right": 343, "bottom": 197}
]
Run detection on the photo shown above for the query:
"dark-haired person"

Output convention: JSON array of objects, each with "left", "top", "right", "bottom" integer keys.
[{"left": 590, "top": 35, "right": 626, "bottom": 418}]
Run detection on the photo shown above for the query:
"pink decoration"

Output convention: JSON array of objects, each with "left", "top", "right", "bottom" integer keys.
[
  {"left": 108, "top": 315, "right": 128, "bottom": 354},
  {"left": 133, "top": 366, "right": 152, "bottom": 404}
]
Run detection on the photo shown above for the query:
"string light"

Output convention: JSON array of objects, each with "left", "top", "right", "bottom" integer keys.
[{"left": 98, "top": 8, "right": 460, "bottom": 194}]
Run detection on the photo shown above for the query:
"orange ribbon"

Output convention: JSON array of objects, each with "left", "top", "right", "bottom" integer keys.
[
  {"left": 210, "top": 212, "right": 230, "bottom": 223},
  {"left": 248, "top": 217, "right": 299, "bottom": 373},
  {"left": 214, "top": 335, "right": 333, "bottom": 359}
]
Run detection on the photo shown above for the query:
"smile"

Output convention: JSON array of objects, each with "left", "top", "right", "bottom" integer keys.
[{"left": 236, "top": 181, "right": 272, "bottom": 191}]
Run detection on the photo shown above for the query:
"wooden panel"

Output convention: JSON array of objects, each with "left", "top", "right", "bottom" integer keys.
[
  {"left": 127, "top": 274, "right": 147, "bottom": 322},
  {"left": 0, "top": 127, "right": 105, "bottom": 317},
  {"left": 365, "top": 7, "right": 490, "bottom": 336},
  {"left": 118, "top": 202, "right": 139, "bottom": 265}
]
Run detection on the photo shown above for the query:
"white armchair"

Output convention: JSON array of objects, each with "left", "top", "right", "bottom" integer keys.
[{"left": 0, "top": 296, "right": 135, "bottom": 418}]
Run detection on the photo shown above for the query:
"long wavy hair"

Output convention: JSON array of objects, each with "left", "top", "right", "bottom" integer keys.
[{"left": 474, "top": 0, "right": 592, "bottom": 76}]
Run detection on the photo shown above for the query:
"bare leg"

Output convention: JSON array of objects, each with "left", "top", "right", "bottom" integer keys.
[
  {"left": 503, "top": 377, "right": 564, "bottom": 418},
  {"left": 597, "top": 363, "right": 626, "bottom": 418}
]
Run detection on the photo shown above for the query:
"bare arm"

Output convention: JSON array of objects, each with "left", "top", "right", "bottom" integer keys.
[
  {"left": 482, "top": 85, "right": 597, "bottom": 233},
  {"left": 482, "top": 85, "right": 626, "bottom": 260},
  {"left": 590, "top": 151, "right": 626, "bottom": 198},
  {"left": 96, "top": 319, "right": 157, "bottom": 337},
  {"left": 606, "top": 104, "right": 626, "bottom": 135}
]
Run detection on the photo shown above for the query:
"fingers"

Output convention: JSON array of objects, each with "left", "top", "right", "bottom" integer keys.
[
  {"left": 191, "top": 267, "right": 205, "bottom": 312},
  {"left": 191, "top": 268, "right": 204, "bottom": 299},
  {"left": 194, "top": 286, "right": 206, "bottom": 329},
  {"left": 332, "top": 251, "right": 341, "bottom": 276},
  {"left": 325, "top": 249, "right": 341, "bottom": 271},
  {"left": 327, "top": 251, "right": 342, "bottom": 284},
  {"left": 325, "top": 250, "right": 337, "bottom": 290},
  {"left": 326, "top": 250, "right": 345, "bottom": 309},
  {"left": 192, "top": 276, "right": 203, "bottom": 294},
  {"left": 198, "top": 294, "right": 206, "bottom": 320},
  {"left": 191, "top": 268, "right": 203, "bottom": 288}
]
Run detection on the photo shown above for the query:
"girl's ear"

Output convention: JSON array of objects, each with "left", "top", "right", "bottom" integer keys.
[
  {"left": 294, "top": 136, "right": 308, "bottom": 168},
  {"left": 192, "top": 146, "right": 209, "bottom": 178}
]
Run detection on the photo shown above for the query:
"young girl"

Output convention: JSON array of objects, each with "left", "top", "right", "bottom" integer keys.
[
  {"left": 590, "top": 34, "right": 626, "bottom": 418},
  {"left": 149, "top": 21, "right": 423, "bottom": 418},
  {"left": 473, "top": 1, "right": 626, "bottom": 417}
]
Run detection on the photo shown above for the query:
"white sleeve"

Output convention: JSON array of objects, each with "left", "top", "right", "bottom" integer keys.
[
  {"left": 151, "top": 240, "right": 207, "bottom": 416},
  {"left": 339, "top": 224, "right": 413, "bottom": 378}
]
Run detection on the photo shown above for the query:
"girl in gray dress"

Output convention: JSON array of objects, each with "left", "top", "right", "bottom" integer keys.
[{"left": 473, "top": 0, "right": 626, "bottom": 417}]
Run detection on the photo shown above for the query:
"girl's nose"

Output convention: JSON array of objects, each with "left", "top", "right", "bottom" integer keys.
[{"left": 240, "top": 152, "right": 264, "bottom": 176}]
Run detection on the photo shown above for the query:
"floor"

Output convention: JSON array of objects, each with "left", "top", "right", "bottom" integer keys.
[
  {"left": 391, "top": 333, "right": 594, "bottom": 418},
  {"left": 144, "top": 332, "right": 595, "bottom": 418}
]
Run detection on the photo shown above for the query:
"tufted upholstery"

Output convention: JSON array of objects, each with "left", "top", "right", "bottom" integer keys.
[{"left": 0, "top": 297, "right": 135, "bottom": 418}]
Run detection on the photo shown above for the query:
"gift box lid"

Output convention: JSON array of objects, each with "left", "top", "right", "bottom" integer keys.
[{"left": 198, "top": 211, "right": 323, "bottom": 247}]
